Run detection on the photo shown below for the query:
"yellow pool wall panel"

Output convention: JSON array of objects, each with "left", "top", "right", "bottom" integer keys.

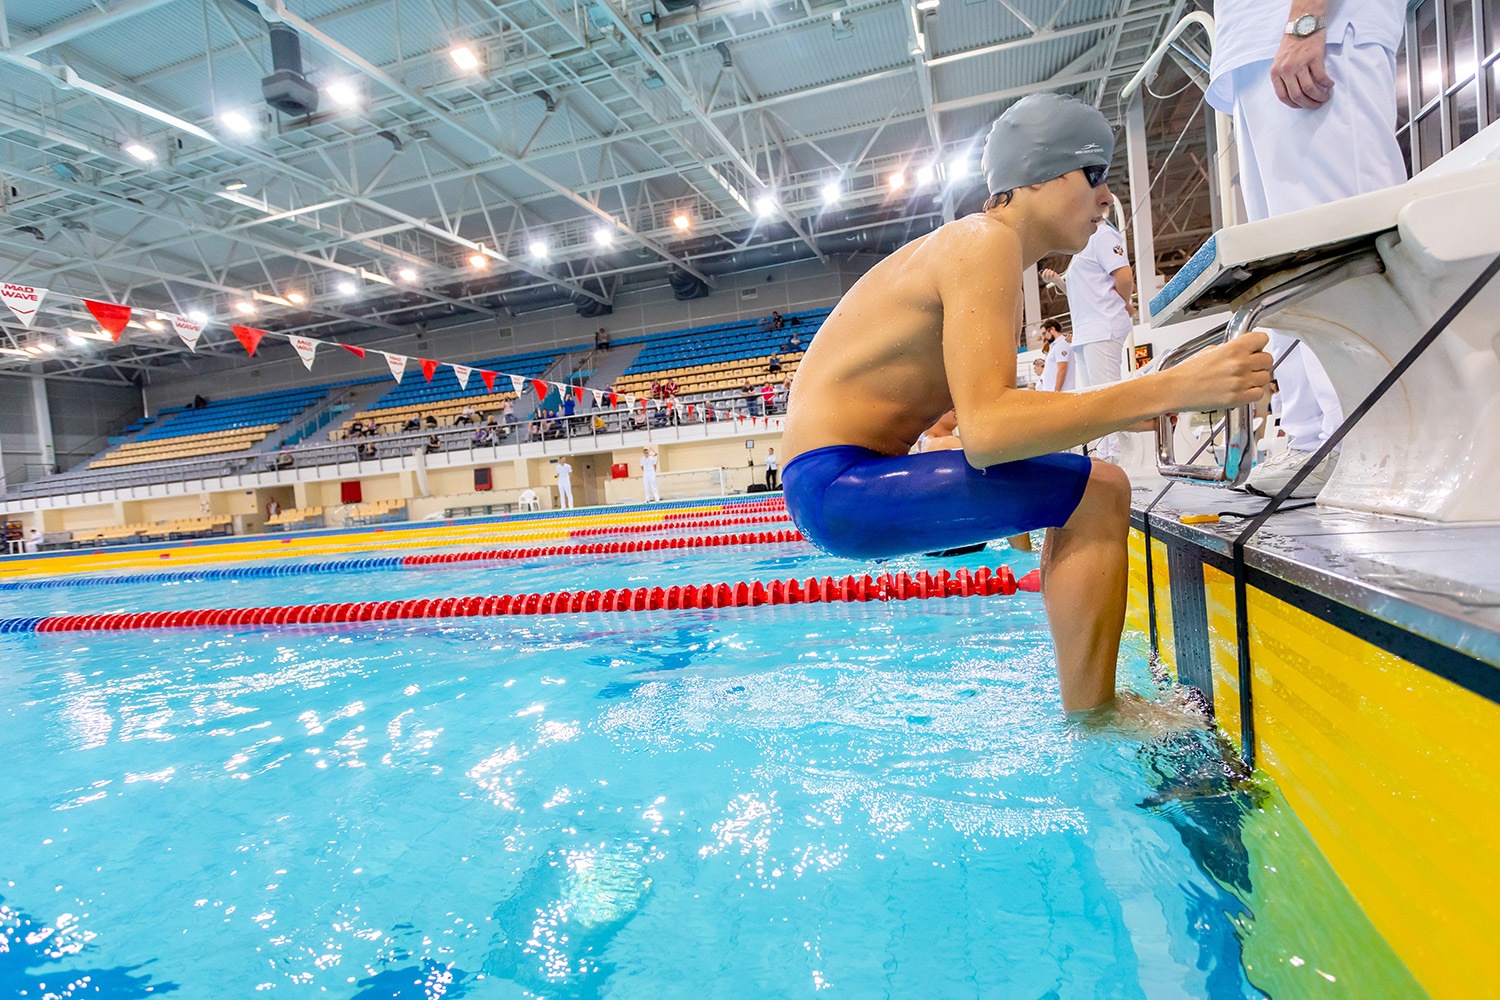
[
  {"left": 1125, "top": 528, "right": 1176, "bottom": 679},
  {"left": 1202, "top": 564, "right": 1498, "bottom": 1000}
]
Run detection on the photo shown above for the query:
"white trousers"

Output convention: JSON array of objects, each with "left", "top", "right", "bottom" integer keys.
[
  {"left": 1072, "top": 339, "right": 1125, "bottom": 462},
  {"left": 643, "top": 472, "right": 659, "bottom": 502},
  {"left": 558, "top": 480, "right": 573, "bottom": 509},
  {"left": 1231, "top": 30, "right": 1407, "bottom": 452}
]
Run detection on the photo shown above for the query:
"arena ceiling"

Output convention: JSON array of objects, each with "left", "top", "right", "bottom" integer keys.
[{"left": 0, "top": 0, "right": 1213, "bottom": 383}]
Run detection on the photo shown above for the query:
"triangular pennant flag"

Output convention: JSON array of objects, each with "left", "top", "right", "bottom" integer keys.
[
  {"left": 510, "top": 374, "right": 524, "bottom": 395},
  {"left": 572, "top": 385, "right": 585, "bottom": 403},
  {"left": 1, "top": 283, "right": 46, "bottom": 328},
  {"left": 480, "top": 370, "right": 497, "bottom": 393},
  {"left": 170, "top": 313, "right": 204, "bottom": 351},
  {"left": 737, "top": 414, "right": 745, "bottom": 424},
  {"left": 289, "top": 335, "right": 318, "bottom": 371},
  {"left": 530, "top": 379, "right": 548, "bottom": 398},
  {"left": 452, "top": 364, "right": 472, "bottom": 390},
  {"left": 652, "top": 399, "right": 661, "bottom": 411},
  {"left": 609, "top": 392, "right": 619, "bottom": 407},
  {"left": 687, "top": 405, "right": 695, "bottom": 419},
  {"left": 232, "top": 325, "right": 266, "bottom": 356},
  {"left": 340, "top": 343, "right": 366, "bottom": 359},
  {"left": 420, "top": 358, "right": 438, "bottom": 382},
  {"left": 385, "top": 352, "right": 407, "bottom": 383},
  {"left": 84, "top": 299, "right": 132, "bottom": 342},
  {"left": 591, "top": 388, "right": 603, "bottom": 407}
]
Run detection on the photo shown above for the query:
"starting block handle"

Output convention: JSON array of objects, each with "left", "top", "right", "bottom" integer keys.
[{"left": 1153, "top": 249, "right": 1385, "bottom": 487}]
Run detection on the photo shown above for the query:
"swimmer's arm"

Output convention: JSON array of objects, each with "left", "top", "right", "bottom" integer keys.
[{"left": 938, "top": 239, "right": 1271, "bottom": 465}]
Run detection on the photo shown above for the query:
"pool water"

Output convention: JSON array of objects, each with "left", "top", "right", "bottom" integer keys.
[{"left": 0, "top": 543, "right": 1419, "bottom": 998}]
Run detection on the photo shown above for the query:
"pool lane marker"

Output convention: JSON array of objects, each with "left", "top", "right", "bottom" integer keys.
[
  {"left": 0, "top": 567, "right": 1043, "bottom": 634},
  {"left": 0, "top": 530, "right": 806, "bottom": 592}
]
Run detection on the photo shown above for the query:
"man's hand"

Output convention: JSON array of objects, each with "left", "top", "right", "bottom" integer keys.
[
  {"left": 1164, "top": 332, "right": 1274, "bottom": 412},
  {"left": 1041, "top": 268, "right": 1065, "bottom": 290},
  {"left": 1271, "top": 32, "right": 1335, "bottom": 109}
]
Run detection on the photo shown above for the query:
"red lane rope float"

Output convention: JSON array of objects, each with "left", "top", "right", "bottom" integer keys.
[
  {"left": 401, "top": 529, "right": 804, "bottom": 565},
  {"left": 29, "top": 565, "right": 1027, "bottom": 633},
  {"left": 570, "top": 513, "right": 792, "bottom": 537}
]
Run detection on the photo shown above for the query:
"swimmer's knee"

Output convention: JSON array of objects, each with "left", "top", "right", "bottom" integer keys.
[{"left": 1064, "top": 460, "right": 1130, "bottom": 533}]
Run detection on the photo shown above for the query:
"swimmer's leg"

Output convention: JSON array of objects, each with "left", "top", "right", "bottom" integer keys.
[{"left": 1041, "top": 460, "right": 1131, "bottom": 711}]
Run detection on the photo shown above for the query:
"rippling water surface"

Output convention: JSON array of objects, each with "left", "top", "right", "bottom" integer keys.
[{"left": 0, "top": 545, "right": 1405, "bottom": 998}]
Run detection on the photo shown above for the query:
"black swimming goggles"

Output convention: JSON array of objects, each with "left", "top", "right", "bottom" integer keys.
[{"left": 1082, "top": 164, "right": 1108, "bottom": 187}]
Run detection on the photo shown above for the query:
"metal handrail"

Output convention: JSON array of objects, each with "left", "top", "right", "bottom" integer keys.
[{"left": 1153, "top": 249, "right": 1385, "bottom": 486}]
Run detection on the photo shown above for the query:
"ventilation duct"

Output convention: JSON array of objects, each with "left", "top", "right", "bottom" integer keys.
[
  {"left": 262, "top": 23, "right": 319, "bottom": 116},
  {"left": 668, "top": 267, "right": 710, "bottom": 301}
]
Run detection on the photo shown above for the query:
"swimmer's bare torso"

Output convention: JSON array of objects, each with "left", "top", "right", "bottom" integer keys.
[{"left": 781, "top": 214, "right": 1022, "bottom": 463}]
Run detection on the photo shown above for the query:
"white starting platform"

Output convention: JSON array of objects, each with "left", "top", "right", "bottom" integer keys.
[{"left": 1126, "top": 122, "right": 1500, "bottom": 999}]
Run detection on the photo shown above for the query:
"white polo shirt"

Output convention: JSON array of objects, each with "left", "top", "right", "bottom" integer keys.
[
  {"left": 556, "top": 460, "right": 572, "bottom": 485},
  {"left": 1040, "top": 339, "right": 1075, "bottom": 392},
  {"left": 1064, "top": 223, "right": 1132, "bottom": 346},
  {"left": 1207, "top": 0, "right": 1406, "bottom": 111}
]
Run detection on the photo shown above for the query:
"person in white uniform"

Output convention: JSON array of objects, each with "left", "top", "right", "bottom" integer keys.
[
  {"left": 1209, "top": 0, "right": 1407, "bottom": 497},
  {"left": 555, "top": 457, "right": 574, "bottom": 509},
  {"left": 1041, "top": 328, "right": 1076, "bottom": 393},
  {"left": 1043, "top": 220, "right": 1134, "bottom": 461},
  {"left": 641, "top": 447, "right": 660, "bottom": 502}
]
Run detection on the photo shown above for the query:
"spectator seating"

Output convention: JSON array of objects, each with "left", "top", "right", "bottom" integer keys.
[
  {"left": 610, "top": 309, "right": 826, "bottom": 403},
  {"left": 346, "top": 499, "right": 408, "bottom": 525},
  {"left": 90, "top": 386, "right": 331, "bottom": 469},
  {"left": 72, "top": 515, "right": 234, "bottom": 545},
  {"left": 337, "top": 348, "right": 568, "bottom": 437},
  {"left": 266, "top": 506, "right": 324, "bottom": 530}
]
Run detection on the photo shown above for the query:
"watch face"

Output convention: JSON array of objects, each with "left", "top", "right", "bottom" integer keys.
[{"left": 1295, "top": 14, "right": 1318, "bottom": 36}]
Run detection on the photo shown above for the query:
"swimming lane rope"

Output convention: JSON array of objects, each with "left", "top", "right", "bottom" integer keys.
[{"left": 0, "top": 565, "right": 1041, "bottom": 634}]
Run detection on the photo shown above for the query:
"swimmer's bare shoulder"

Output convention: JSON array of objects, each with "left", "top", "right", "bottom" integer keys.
[{"left": 782, "top": 215, "right": 1022, "bottom": 462}]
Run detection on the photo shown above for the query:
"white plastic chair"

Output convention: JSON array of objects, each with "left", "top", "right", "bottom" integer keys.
[{"left": 517, "top": 489, "right": 540, "bottom": 512}]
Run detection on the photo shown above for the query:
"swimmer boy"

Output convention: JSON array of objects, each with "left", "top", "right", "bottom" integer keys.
[{"left": 781, "top": 94, "right": 1272, "bottom": 713}]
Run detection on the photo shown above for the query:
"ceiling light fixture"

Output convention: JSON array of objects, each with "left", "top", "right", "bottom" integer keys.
[
  {"left": 915, "top": 0, "right": 940, "bottom": 10},
  {"left": 124, "top": 142, "right": 156, "bottom": 162},
  {"left": 325, "top": 80, "right": 359, "bottom": 108},
  {"left": 398, "top": 267, "right": 418, "bottom": 282},
  {"left": 38, "top": 342, "right": 57, "bottom": 353},
  {"left": 144, "top": 319, "right": 165, "bottom": 331},
  {"left": 337, "top": 279, "right": 358, "bottom": 295},
  {"left": 948, "top": 156, "right": 971, "bottom": 179},
  {"left": 69, "top": 332, "right": 89, "bottom": 346},
  {"left": 593, "top": 227, "right": 614, "bottom": 248},
  {"left": 672, "top": 213, "right": 691, "bottom": 231},
  {"left": 821, "top": 180, "right": 842, "bottom": 205},
  {"left": 449, "top": 45, "right": 480, "bottom": 71},
  {"left": 235, "top": 301, "right": 255, "bottom": 315},
  {"left": 468, "top": 247, "right": 488, "bottom": 269},
  {"left": 224, "top": 179, "right": 248, "bottom": 191},
  {"left": 755, "top": 195, "right": 777, "bottom": 217},
  {"left": 220, "top": 111, "right": 254, "bottom": 135},
  {"left": 916, "top": 164, "right": 936, "bottom": 186},
  {"left": 188, "top": 310, "right": 208, "bottom": 323},
  {"left": 286, "top": 291, "right": 307, "bottom": 304},
  {"left": 888, "top": 170, "right": 907, "bottom": 191},
  {"left": 529, "top": 240, "right": 549, "bottom": 258}
]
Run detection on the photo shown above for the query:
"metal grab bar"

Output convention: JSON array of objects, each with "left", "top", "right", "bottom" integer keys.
[{"left": 1153, "top": 249, "right": 1385, "bottom": 487}]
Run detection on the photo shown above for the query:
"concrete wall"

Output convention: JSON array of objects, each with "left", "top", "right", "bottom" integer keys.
[{"left": 0, "top": 373, "right": 142, "bottom": 486}]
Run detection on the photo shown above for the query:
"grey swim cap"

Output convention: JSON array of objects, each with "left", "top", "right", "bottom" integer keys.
[{"left": 981, "top": 93, "right": 1115, "bottom": 194}]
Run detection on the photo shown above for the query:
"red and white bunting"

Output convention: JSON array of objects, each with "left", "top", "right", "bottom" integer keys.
[
  {"left": 591, "top": 388, "right": 603, "bottom": 407},
  {"left": 419, "top": 358, "right": 439, "bottom": 382},
  {"left": 510, "top": 374, "right": 525, "bottom": 396},
  {"left": 340, "top": 344, "right": 366, "bottom": 359},
  {"left": 572, "top": 385, "right": 585, "bottom": 403},
  {"left": 452, "top": 364, "right": 473, "bottom": 390},
  {"left": 170, "top": 313, "right": 204, "bottom": 351},
  {"left": 480, "top": 370, "right": 497, "bottom": 393},
  {"left": 289, "top": 335, "right": 318, "bottom": 371},
  {"left": 1, "top": 283, "right": 46, "bottom": 328},
  {"left": 530, "top": 378, "right": 549, "bottom": 398},
  {"left": 84, "top": 299, "right": 132, "bottom": 342},
  {"left": 231, "top": 325, "right": 266, "bottom": 357},
  {"left": 384, "top": 352, "right": 407, "bottom": 383}
]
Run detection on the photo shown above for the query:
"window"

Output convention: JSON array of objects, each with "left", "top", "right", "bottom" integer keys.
[{"left": 1400, "top": 0, "right": 1500, "bottom": 171}]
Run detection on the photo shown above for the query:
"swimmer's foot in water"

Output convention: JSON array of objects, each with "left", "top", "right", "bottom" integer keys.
[{"left": 1071, "top": 688, "right": 1211, "bottom": 740}]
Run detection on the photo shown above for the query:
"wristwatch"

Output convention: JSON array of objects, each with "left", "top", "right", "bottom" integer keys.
[{"left": 1285, "top": 13, "right": 1327, "bottom": 38}]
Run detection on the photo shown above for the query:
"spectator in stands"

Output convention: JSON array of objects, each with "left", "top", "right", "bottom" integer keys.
[
  {"left": 425, "top": 435, "right": 442, "bottom": 454},
  {"left": 528, "top": 414, "right": 543, "bottom": 439},
  {"left": 742, "top": 381, "right": 760, "bottom": 417},
  {"left": 502, "top": 399, "right": 514, "bottom": 422},
  {"left": 357, "top": 441, "right": 377, "bottom": 460},
  {"left": 767, "top": 352, "right": 782, "bottom": 374},
  {"left": 761, "top": 382, "right": 776, "bottom": 415},
  {"left": 595, "top": 327, "right": 610, "bottom": 350},
  {"left": 782, "top": 331, "right": 803, "bottom": 353},
  {"left": 424, "top": 414, "right": 439, "bottom": 429},
  {"left": 193, "top": 394, "right": 209, "bottom": 409},
  {"left": 768, "top": 310, "right": 784, "bottom": 332},
  {"left": 349, "top": 419, "right": 365, "bottom": 436},
  {"left": 274, "top": 452, "right": 295, "bottom": 470},
  {"left": 403, "top": 415, "right": 421, "bottom": 432},
  {"left": 563, "top": 395, "right": 577, "bottom": 419},
  {"left": 472, "top": 427, "right": 490, "bottom": 447},
  {"left": 663, "top": 378, "right": 678, "bottom": 398},
  {"left": 773, "top": 380, "right": 789, "bottom": 412},
  {"left": 592, "top": 413, "right": 608, "bottom": 433},
  {"left": 266, "top": 498, "right": 281, "bottom": 519},
  {"left": 650, "top": 379, "right": 663, "bottom": 399},
  {"left": 456, "top": 405, "right": 477, "bottom": 425}
]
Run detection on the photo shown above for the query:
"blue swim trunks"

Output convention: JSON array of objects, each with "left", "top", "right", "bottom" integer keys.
[{"left": 782, "top": 445, "right": 1093, "bottom": 560}]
